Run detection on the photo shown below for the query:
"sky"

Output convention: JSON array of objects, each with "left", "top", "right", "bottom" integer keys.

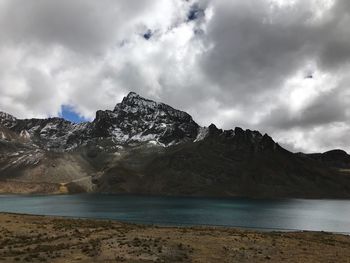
[
  {"left": 60, "top": 105, "right": 88, "bottom": 124},
  {"left": 0, "top": 0, "right": 350, "bottom": 153}
]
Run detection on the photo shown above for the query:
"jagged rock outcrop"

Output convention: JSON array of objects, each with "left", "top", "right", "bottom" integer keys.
[{"left": 92, "top": 92, "right": 199, "bottom": 145}]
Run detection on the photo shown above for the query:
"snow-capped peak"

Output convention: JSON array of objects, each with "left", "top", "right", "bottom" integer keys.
[
  {"left": 114, "top": 92, "right": 157, "bottom": 112},
  {"left": 96, "top": 92, "right": 199, "bottom": 146}
]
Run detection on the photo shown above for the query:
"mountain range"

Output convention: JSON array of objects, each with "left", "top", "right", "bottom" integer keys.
[{"left": 1, "top": 92, "right": 350, "bottom": 198}]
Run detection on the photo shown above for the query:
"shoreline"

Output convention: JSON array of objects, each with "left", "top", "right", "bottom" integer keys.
[
  {"left": 2, "top": 190, "right": 350, "bottom": 201},
  {"left": 2, "top": 182, "right": 350, "bottom": 200},
  {"left": 0, "top": 213, "right": 349, "bottom": 262},
  {"left": 3, "top": 211, "right": 350, "bottom": 236}
]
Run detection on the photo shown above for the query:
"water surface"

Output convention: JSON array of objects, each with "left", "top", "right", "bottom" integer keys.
[{"left": 0, "top": 194, "right": 350, "bottom": 233}]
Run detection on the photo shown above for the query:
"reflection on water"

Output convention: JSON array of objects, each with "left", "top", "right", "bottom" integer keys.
[{"left": 0, "top": 194, "right": 350, "bottom": 233}]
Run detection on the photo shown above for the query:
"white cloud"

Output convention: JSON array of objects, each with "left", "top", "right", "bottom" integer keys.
[{"left": 0, "top": 0, "right": 350, "bottom": 153}]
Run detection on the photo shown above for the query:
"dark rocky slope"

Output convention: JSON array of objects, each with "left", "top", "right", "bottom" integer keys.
[
  {"left": 1, "top": 92, "right": 350, "bottom": 198},
  {"left": 96, "top": 124, "right": 350, "bottom": 198},
  {"left": 306, "top": 150, "right": 350, "bottom": 169}
]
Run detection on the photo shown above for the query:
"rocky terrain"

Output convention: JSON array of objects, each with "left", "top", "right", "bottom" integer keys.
[{"left": 1, "top": 92, "right": 350, "bottom": 198}]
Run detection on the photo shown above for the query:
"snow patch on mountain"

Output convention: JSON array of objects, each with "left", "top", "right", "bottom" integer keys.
[
  {"left": 0, "top": 132, "right": 6, "bottom": 140},
  {"left": 20, "top": 130, "right": 30, "bottom": 140},
  {"left": 194, "top": 127, "right": 209, "bottom": 142},
  {"left": 111, "top": 127, "right": 129, "bottom": 142}
]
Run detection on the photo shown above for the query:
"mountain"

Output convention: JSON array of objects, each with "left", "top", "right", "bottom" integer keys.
[
  {"left": 306, "top": 150, "right": 350, "bottom": 170},
  {"left": 1, "top": 92, "right": 350, "bottom": 198},
  {"left": 92, "top": 92, "right": 199, "bottom": 145}
]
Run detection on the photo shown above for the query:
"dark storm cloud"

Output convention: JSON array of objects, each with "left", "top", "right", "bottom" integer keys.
[
  {"left": 199, "top": 1, "right": 319, "bottom": 106},
  {"left": 187, "top": 0, "right": 350, "bottom": 109},
  {"left": 1, "top": 0, "right": 350, "bottom": 152},
  {"left": 261, "top": 89, "right": 349, "bottom": 130},
  {"left": 315, "top": 1, "right": 350, "bottom": 70}
]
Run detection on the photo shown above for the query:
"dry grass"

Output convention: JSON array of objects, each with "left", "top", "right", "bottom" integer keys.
[{"left": 0, "top": 213, "right": 348, "bottom": 262}]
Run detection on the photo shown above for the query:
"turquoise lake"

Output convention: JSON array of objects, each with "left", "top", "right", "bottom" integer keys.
[{"left": 0, "top": 194, "right": 350, "bottom": 233}]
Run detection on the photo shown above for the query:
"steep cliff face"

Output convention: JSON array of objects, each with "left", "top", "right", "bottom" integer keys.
[{"left": 1, "top": 92, "right": 350, "bottom": 198}]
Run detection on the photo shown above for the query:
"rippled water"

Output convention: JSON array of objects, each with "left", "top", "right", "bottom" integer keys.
[{"left": 0, "top": 194, "right": 350, "bottom": 233}]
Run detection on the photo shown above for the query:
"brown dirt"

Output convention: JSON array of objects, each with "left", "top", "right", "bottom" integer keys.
[
  {"left": 0, "top": 213, "right": 348, "bottom": 262},
  {"left": 0, "top": 181, "right": 60, "bottom": 194}
]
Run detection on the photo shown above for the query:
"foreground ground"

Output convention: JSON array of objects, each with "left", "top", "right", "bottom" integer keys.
[{"left": 0, "top": 213, "right": 349, "bottom": 262}]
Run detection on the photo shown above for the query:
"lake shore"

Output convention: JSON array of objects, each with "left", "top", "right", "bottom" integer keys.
[{"left": 0, "top": 213, "right": 349, "bottom": 262}]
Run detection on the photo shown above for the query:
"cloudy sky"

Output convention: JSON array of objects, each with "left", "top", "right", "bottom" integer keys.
[{"left": 0, "top": 0, "right": 350, "bottom": 153}]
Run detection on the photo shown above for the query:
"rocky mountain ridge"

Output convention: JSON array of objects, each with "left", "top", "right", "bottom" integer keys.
[
  {"left": 1, "top": 92, "right": 350, "bottom": 198},
  {"left": 0, "top": 92, "right": 200, "bottom": 150}
]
